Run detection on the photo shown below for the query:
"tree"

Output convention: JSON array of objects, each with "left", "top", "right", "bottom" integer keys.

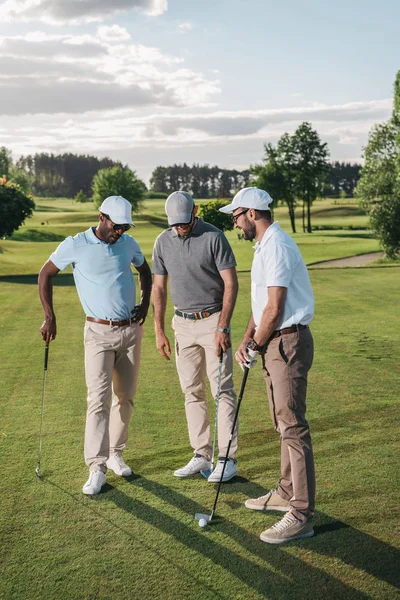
[
  {"left": 0, "top": 147, "right": 12, "bottom": 178},
  {"left": 252, "top": 134, "right": 298, "bottom": 233},
  {"left": 291, "top": 122, "right": 330, "bottom": 233},
  {"left": 92, "top": 166, "right": 147, "bottom": 212},
  {"left": 0, "top": 177, "right": 35, "bottom": 238},
  {"left": 356, "top": 70, "right": 400, "bottom": 258},
  {"left": 197, "top": 200, "right": 234, "bottom": 232}
]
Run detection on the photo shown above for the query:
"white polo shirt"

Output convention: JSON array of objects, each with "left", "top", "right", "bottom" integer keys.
[{"left": 251, "top": 222, "right": 314, "bottom": 329}]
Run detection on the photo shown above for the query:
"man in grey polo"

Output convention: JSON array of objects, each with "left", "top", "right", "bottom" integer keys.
[
  {"left": 38, "top": 195, "right": 152, "bottom": 495},
  {"left": 152, "top": 191, "right": 239, "bottom": 482}
]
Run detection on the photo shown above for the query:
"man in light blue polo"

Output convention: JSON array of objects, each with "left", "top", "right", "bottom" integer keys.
[{"left": 38, "top": 196, "right": 152, "bottom": 495}]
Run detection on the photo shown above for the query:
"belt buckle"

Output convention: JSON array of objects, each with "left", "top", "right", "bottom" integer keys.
[{"left": 194, "top": 312, "right": 200, "bottom": 320}]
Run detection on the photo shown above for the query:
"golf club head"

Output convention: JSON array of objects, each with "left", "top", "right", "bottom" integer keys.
[
  {"left": 35, "top": 466, "right": 43, "bottom": 480},
  {"left": 195, "top": 513, "right": 211, "bottom": 522},
  {"left": 200, "top": 468, "right": 213, "bottom": 479}
]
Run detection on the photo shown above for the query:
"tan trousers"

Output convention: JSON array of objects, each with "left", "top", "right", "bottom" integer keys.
[
  {"left": 172, "top": 312, "right": 238, "bottom": 461},
  {"left": 262, "top": 327, "right": 315, "bottom": 520},
  {"left": 83, "top": 321, "right": 143, "bottom": 473}
]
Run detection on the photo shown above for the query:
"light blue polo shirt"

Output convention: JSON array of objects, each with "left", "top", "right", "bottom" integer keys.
[{"left": 50, "top": 227, "right": 145, "bottom": 320}]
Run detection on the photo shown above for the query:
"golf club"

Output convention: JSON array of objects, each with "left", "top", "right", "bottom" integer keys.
[
  {"left": 200, "top": 347, "right": 224, "bottom": 479},
  {"left": 35, "top": 344, "right": 49, "bottom": 480},
  {"left": 195, "top": 365, "right": 249, "bottom": 526}
]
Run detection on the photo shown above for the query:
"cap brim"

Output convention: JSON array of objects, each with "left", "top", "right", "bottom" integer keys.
[
  {"left": 108, "top": 214, "right": 135, "bottom": 226},
  {"left": 168, "top": 213, "right": 192, "bottom": 226},
  {"left": 219, "top": 203, "right": 235, "bottom": 214}
]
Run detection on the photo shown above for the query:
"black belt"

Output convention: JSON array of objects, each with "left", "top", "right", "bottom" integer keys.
[
  {"left": 269, "top": 324, "right": 308, "bottom": 341},
  {"left": 174, "top": 304, "right": 222, "bottom": 320}
]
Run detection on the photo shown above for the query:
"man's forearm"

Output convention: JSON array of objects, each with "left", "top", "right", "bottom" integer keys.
[
  {"left": 218, "top": 275, "right": 238, "bottom": 329},
  {"left": 38, "top": 271, "right": 55, "bottom": 319},
  {"left": 243, "top": 313, "right": 256, "bottom": 340},
  {"left": 253, "top": 305, "right": 282, "bottom": 347},
  {"left": 152, "top": 286, "right": 168, "bottom": 332},
  {"left": 138, "top": 268, "right": 152, "bottom": 309}
]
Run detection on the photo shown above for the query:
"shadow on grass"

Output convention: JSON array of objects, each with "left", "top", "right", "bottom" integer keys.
[
  {"left": 0, "top": 274, "right": 75, "bottom": 286},
  {"left": 10, "top": 229, "right": 65, "bottom": 242},
  {"left": 43, "top": 473, "right": 399, "bottom": 597}
]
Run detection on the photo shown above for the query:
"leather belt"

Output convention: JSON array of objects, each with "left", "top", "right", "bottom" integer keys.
[
  {"left": 269, "top": 324, "right": 308, "bottom": 341},
  {"left": 174, "top": 304, "right": 222, "bottom": 320},
  {"left": 86, "top": 316, "right": 134, "bottom": 327}
]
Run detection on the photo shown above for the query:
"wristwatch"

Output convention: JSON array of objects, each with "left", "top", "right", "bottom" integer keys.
[
  {"left": 217, "top": 327, "right": 230, "bottom": 334},
  {"left": 246, "top": 338, "right": 262, "bottom": 353}
]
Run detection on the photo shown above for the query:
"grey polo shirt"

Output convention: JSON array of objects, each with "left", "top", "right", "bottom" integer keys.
[{"left": 152, "top": 218, "right": 236, "bottom": 312}]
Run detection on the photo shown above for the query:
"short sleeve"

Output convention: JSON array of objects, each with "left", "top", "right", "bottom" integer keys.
[
  {"left": 129, "top": 237, "right": 145, "bottom": 267},
  {"left": 151, "top": 236, "right": 168, "bottom": 275},
  {"left": 213, "top": 233, "right": 237, "bottom": 271},
  {"left": 264, "top": 243, "right": 297, "bottom": 288},
  {"left": 49, "top": 237, "right": 75, "bottom": 271}
]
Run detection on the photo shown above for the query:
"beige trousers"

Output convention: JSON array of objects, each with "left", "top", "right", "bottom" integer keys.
[
  {"left": 83, "top": 321, "right": 143, "bottom": 473},
  {"left": 262, "top": 327, "right": 315, "bottom": 520},
  {"left": 172, "top": 312, "right": 238, "bottom": 461}
]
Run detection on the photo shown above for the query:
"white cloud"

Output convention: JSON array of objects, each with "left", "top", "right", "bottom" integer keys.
[
  {"left": 0, "top": 0, "right": 168, "bottom": 24},
  {"left": 97, "top": 25, "right": 131, "bottom": 43},
  {"left": 177, "top": 22, "right": 193, "bottom": 33},
  {"left": 0, "top": 31, "right": 219, "bottom": 114}
]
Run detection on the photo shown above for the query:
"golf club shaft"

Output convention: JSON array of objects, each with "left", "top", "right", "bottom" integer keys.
[
  {"left": 36, "top": 344, "right": 49, "bottom": 474},
  {"left": 210, "top": 366, "right": 249, "bottom": 519},
  {"left": 210, "top": 348, "right": 224, "bottom": 467}
]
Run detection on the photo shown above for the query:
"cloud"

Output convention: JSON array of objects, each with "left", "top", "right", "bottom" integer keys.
[
  {"left": 0, "top": 31, "right": 220, "bottom": 114},
  {"left": 0, "top": 0, "right": 168, "bottom": 24},
  {"left": 177, "top": 22, "right": 193, "bottom": 33}
]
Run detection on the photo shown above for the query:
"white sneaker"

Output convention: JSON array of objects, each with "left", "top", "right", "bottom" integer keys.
[
  {"left": 106, "top": 454, "right": 132, "bottom": 476},
  {"left": 82, "top": 470, "right": 106, "bottom": 495},
  {"left": 207, "top": 458, "right": 238, "bottom": 483},
  {"left": 174, "top": 455, "right": 211, "bottom": 478}
]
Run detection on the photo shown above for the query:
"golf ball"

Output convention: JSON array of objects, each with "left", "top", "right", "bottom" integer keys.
[{"left": 199, "top": 518, "right": 208, "bottom": 528}]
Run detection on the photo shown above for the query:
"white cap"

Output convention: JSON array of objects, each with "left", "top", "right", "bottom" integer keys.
[
  {"left": 165, "top": 191, "right": 194, "bottom": 226},
  {"left": 219, "top": 187, "right": 273, "bottom": 214},
  {"left": 99, "top": 195, "right": 135, "bottom": 225}
]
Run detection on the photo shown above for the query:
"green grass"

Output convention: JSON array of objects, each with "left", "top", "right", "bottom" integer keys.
[
  {"left": 0, "top": 197, "right": 379, "bottom": 276},
  {"left": 0, "top": 197, "right": 398, "bottom": 599}
]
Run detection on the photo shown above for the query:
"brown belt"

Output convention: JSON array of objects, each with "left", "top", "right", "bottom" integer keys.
[
  {"left": 86, "top": 316, "right": 134, "bottom": 327},
  {"left": 269, "top": 324, "right": 308, "bottom": 341}
]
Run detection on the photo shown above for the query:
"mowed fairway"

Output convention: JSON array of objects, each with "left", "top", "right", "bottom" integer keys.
[{"left": 0, "top": 198, "right": 399, "bottom": 599}]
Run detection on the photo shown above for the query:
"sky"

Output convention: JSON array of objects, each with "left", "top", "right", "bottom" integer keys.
[{"left": 0, "top": 0, "right": 398, "bottom": 184}]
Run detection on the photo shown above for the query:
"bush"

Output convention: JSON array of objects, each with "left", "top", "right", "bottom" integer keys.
[
  {"left": 145, "top": 191, "right": 168, "bottom": 200},
  {"left": 0, "top": 177, "right": 35, "bottom": 238},
  {"left": 369, "top": 197, "right": 400, "bottom": 259},
  {"left": 92, "top": 166, "right": 147, "bottom": 212},
  {"left": 74, "top": 189, "right": 89, "bottom": 203},
  {"left": 197, "top": 199, "right": 234, "bottom": 232}
]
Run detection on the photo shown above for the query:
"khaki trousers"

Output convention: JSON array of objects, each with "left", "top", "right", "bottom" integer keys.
[
  {"left": 83, "top": 321, "right": 143, "bottom": 473},
  {"left": 172, "top": 312, "right": 238, "bottom": 461},
  {"left": 262, "top": 327, "right": 315, "bottom": 520}
]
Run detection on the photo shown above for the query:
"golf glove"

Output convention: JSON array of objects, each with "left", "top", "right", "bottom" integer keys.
[{"left": 240, "top": 347, "right": 258, "bottom": 371}]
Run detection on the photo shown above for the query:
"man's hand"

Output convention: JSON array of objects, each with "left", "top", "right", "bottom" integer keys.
[
  {"left": 156, "top": 330, "right": 171, "bottom": 361},
  {"left": 40, "top": 316, "right": 57, "bottom": 344},
  {"left": 215, "top": 330, "right": 230, "bottom": 355},
  {"left": 132, "top": 303, "right": 149, "bottom": 325},
  {"left": 235, "top": 338, "right": 258, "bottom": 370}
]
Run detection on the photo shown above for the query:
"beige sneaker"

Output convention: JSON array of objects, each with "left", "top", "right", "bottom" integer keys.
[
  {"left": 260, "top": 512, "right": 314, "bottom": 544},
  {"left": 245, "top": 488, "right": 290, "bottom": 512}
]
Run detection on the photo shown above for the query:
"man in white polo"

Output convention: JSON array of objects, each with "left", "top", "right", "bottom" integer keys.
[
  {"left": 38, "top": 196, "right": 152, "bottom": 495},
  {"left": 152, "top": 191, "right": 239, "bottom": 482},
  {"left": 220, "top": 187, "right": 316, "bottom": 543}
]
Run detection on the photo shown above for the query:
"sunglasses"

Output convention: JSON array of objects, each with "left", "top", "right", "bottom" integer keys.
[
  {"left": 232, "top": 209, "right": 249, "bottom": 224},
  {"left": 102, "top": 213, "right": 131, "bottom": 232}
]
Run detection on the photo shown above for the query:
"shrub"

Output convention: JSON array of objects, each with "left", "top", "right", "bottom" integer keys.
[
  {"left": 0, "top": 176, "right": 35, "bottom": 238},
  {"left": 198, "top": 199, "right": 234, "bottom": 232},
  {"left": 369, "top": 197, "right": 400, "bottom": 259}
]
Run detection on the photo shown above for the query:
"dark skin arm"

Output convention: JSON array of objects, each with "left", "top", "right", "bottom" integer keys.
[
  {"left": 132, "top": 259, "right": 152, "bottom": 325},
  {"left": 38, "top": 260, "right": 60, "bottom": 344}
]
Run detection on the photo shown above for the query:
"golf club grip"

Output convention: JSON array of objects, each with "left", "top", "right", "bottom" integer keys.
[
  {"left": 219, "top": 347, "right": 223, "bottom": 361},
  {"left": 44, "top": 345, "right": 49, "bottom": 370}
]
